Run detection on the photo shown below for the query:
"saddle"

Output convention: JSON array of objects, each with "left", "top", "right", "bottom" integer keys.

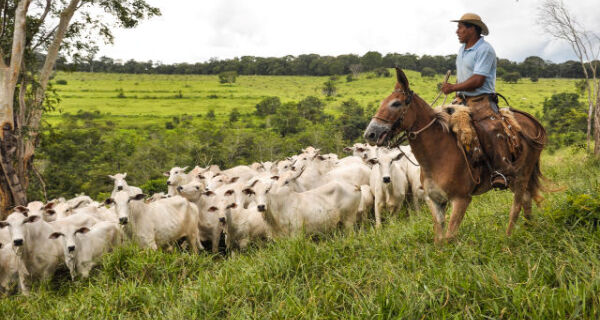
[{"left": 438, "top": 103, "right": 522, "bottom": 175}]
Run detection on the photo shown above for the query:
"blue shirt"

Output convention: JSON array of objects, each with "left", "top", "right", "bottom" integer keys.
[{"left": 456, "top": 37, "right": 496, "bottom": 96}]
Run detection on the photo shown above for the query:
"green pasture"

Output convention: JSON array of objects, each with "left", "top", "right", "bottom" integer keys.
[
  {"left": 48, "top": 71, "right": 578, "bottom": 128},
  {"left": 1, "top": 147, "right": 599, "bottom": 318}
]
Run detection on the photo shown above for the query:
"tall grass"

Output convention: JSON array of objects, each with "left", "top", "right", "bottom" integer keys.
[{"left": 1, "top": 147, "right": 599, "bottom": 319}]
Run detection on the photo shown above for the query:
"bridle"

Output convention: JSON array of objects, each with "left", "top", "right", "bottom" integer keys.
[{"left": 373, "top": 88, "right": 437, "bottom": 147}]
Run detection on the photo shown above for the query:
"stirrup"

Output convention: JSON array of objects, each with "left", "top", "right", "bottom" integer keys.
[{"left": 490, "top": 171, "right": 508, "bottom": 190}]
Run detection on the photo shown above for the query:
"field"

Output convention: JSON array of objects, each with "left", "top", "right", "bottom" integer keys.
[
  {"left": 48, "top": 70, "right": 577, "bottom": 127},
  {"left": 2, "top": 71, "right": 599, "bottom": 318}
]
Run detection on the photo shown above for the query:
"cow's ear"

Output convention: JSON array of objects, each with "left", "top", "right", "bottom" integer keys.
[
  {"left": 0, "top": 221, "right": 8, "bottom": 228},
  {"left": 104, "top": 198, "right": 114, "bottom": 205},
  {"left": 44, "top": 202, "right": 56, "bottom": 210},
  {"left": 198, "top": 174, "right": 205, "bottom": 180},
  {"left": 24, "top": 215, "right": 40, "bottom": 224},
  {"left": 226, "top": 203, "right": 237, "bottom": 209},
  {"left": 393, "top": 152, "right": 404, "bottom": 161},
  {"left": 15, "top": 206, "right": 29, "bottom": 216},
  {"left": 48, "top": 232, "right": 64, "bottom": 239},
  {"left": 228, "top": 177, "right": 239, "bottom": 183},
  {"left": 182, "top": 166, "right": 189, "bottom": 172},
  {"left": 203, "top": 191, "right": 215, "bottom": 197},
  {"left": 343, "top": 147, "right": 352, "bottom": 153},
  {"left": 122, "top": 173, "right": 127, "bottom": 178},
  {"left": 242, "top": 188, "right": 254, "bottom": 195},
  {"left": 163, "top": 172, "right": 170, "bottom": 177},
  {"left": 270, "top": 176, "right": 279, "bottom": 180},
  {"left": 129, "top": 194, "right": 146, "bottom": 201},
  {"left": 224, "top": 189, "right": 234, "bottom": 196},
  {"left": 75, "top": 227, "right": 90, "bottom": 235},
  {"left": 357, "top": 147, "right": 366, "bottom": 152},
  {"left": 368, "top": 158, "right": 379, "bottom": 165}
]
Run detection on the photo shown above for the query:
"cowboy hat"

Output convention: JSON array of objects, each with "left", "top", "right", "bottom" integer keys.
[{"left": 451, "top": 13, "right": 489, "bottom": 36}]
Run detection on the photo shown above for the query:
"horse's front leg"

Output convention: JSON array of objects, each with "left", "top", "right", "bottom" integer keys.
[
  {"left": 445, "top": 197, "right": 472, "bottom": 242},
  {"left": 425, "top": 197, "right": 447, "bottom": 244}
]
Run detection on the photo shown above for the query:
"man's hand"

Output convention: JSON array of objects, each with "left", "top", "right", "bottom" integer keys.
[{"left": 441, "top": 83, "right": 455, "bottom": 95}]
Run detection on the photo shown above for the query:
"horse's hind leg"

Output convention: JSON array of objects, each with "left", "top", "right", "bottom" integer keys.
[
  {"left": 506, "top": 189, "right": 525, "bottom": 236},
  {"left": 522, "top": 191, "right": 533, "bottom": 221},
  {"left": 445, "top": 196, "right": 472, "bottom": 242}
]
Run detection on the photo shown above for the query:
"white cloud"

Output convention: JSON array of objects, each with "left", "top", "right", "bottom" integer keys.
[{"left": 97, "top": 0, "right": 599, "bottom": 64}]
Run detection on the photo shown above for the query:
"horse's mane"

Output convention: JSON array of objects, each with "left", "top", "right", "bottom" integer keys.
[{"left": 413, "top": 94, "right": 450, "bottom": 133}]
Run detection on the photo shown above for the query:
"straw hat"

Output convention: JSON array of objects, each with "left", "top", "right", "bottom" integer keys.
[{"left": 451, "top": 13, "right": 489, "bottom": 36}]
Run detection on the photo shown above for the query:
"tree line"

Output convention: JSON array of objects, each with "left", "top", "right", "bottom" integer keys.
[{"left": 57, "top": 52, "right": 595, "bottom": 79}]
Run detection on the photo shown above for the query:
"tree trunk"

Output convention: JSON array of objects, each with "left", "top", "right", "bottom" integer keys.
[{"left": 594, "top": 82, "right": 600, "bottom": 156}]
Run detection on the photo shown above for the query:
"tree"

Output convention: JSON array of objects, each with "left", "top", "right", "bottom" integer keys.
[
  {"left": 502, "top": 72, "right": 521, "bottom": 83},
  {"left": 420, "top": 67, "right": 436, "bottom": 78},
  {"left": 271, "top": 102, "right": 307, "bottom": 136},
  {"left": 335, "top": 99, "right": 369, "bottom": 141},
  {"left": 218, "top": 71, "right": 238, "bottom": 84},
  {"left": 538, "top": 0, "right": 600, "bottom": 155},
  {"left": 228, "top": 108, "right": 240, "bottom": 123},
  {"left": 297, "top": 96, "right": 325, "bottom": 123},
  {"left": 541, "top": 92, "right": 587, "bottom": 147},
  {"left": 322, "top": 80, "right": 337, "bottom": 97},
  {"left": 360, "top": 51, "right": 383, "bottom": 71},
  {"left": 255, "top": 97, "right": 281, "bottom": 116},
  {"left": 0, "top": 0, "right": 160, "bottom": 216}
]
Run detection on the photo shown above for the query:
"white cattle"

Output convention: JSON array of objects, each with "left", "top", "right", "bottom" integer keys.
[
  {"left": 177, "top": 181, "right": 238, "bottom": 253},
  {"left": 42, "top": 195, "right": 94, "bottom": 222},
  {"left": 164, "top": 166, "right": 207, "bottom": 196},
  {"left": 369, "top": 148, "right": 409, "bottom": 228},
  {"left": 245, "top": 172, "right": 362, "bottom": 237},
  {"left": 0, "top": 208, "right": 98, "bottom": 294},
  {"left": 357, "top": 185, "right": 375, "bottom": 224},
  {"left": 109, "top": 173, "right": 143, "bottom": 197},
  {"left": 398, "top": 145, "right": 424, "bottom": 211},
  {"left": 0, "top": 228, "right": 19, "bottom": 294},
  {"left": 49, "top": 221, "right": 121, "bottom": 280},
  {"left": 343, "top": 143, "right": 378, "bottom": 164},
  {"left": 221, "top": 203, "right": 271, "bottom": 251},
  {"left": 288, "top": 161, "right": 371, "bottom": 193},
  {"left": 107, "top": 191, "right": 201, "bottom": 253}
]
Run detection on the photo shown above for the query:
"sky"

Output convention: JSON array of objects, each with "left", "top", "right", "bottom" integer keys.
[{"left": 96, "top": 0, "right": 600, "bottom": 64}]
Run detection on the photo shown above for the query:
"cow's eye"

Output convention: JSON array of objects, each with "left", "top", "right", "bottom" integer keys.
[{"left": 391, "top": 101, "right": 402, "bottom": 107}]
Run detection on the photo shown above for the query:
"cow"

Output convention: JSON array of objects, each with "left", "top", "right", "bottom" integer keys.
[
  {"left": 0, "top": 228, "right": 19, "bottom": 294},
  {"left": 49, "top": 221, "right": 121, "bottom": 280},
  {"left": 220, "top": 202, "right": 271, "bottom": 251},
  {"left": 109, "top": 173, "right": 143, "bottom": 197},
  {"left": 244, "top": 169, "right": 362, "bottom": 237},
  {"left": 368, "top": 148, "right": 409, "bottom": 228},
  {"left": 106, "top": 191, "right": 201, "bottom": 253}
]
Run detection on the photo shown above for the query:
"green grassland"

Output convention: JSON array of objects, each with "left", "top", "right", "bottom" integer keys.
[
  {"left": 48, "top": 70, "right": 577, "bottom": 128},
  {"left": 1, "top": 71, "right": 597, "bottom": 318},
  {"left": 1, "top": 148, "right": 599, "bottom": 319}
]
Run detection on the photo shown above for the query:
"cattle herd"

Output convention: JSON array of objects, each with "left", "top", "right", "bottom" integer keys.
[{"left": 0, "top": 144, "right": 423, "bottom": 295}]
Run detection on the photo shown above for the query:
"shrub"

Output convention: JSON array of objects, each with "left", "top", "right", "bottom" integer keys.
[
  {"left": 550, "top": 186, "right": 600, "bottom": 228},
  {"left": 218, "top": 71, "right": 238, "bottom": 84},
  {"left": 229, "top": 108, "right": 240, "bottom": 122},
  {"left": 116, "top": 88, "right": 126, "bottom": 98},
  {"left": 530, "top": 74, "right": 539, "bottom": 82},
  {"left": 55, "top": 79, "right": 68, "bottom": 85},
  {"left": 502, "top": 71, "right": 521, "bottom": 83},
  {"left": 374, "top": 67, "right": 391, "bottom": 77},
  {"left": 420, "top": 67, "right": 436, "bottom": 78},
  {"left": 140, "top": 178, "right": 168, "bottom": 195},
  {"left": 255, "top": 97, "right": 281, "bottom": 116},
  {"left": 346, "top": 74, "right": 355, "bottom": 82},
  {"left": 322, "top": 80, "right": 337, "bottom": 97},
  {"left": 165, "top": 122, "right": 175, "bottom": 129},
  {"left": 206, "top": 109, "right": 216, "bottom": 120}
]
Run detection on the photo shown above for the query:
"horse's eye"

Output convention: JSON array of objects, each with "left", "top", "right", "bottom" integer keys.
[{"left": 391, "top": 101, "right": 402, "bottom": 108}]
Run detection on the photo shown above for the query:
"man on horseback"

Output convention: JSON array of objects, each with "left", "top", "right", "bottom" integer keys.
[{"left": 441, "top": 13, "right": 514, "bottom": 190}]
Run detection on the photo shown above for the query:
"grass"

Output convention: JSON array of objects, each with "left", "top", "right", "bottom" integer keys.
[
  {"left": 48, "top": 71, "right": 579, "bottom": 128},
  {"left": 1, "top": 147, "right": 599, "bottom": 319}
]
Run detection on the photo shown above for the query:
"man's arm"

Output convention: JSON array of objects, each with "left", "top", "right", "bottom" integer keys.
[{"left": 441, "top": 74, "right": 485, "bottom": 94}]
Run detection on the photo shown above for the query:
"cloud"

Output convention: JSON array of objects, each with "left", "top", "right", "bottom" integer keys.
[{"left": 97, "top": 0, "right": 597, "bottom": 64}]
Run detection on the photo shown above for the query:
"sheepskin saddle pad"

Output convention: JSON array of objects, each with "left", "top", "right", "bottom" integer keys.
[{"left": 435, "top": 104, "right": 522, "bottom": 163}]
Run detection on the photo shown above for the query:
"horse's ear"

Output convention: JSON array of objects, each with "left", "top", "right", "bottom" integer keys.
[{"left": 395, "top": 68, "right": 410, "bottom": 90}]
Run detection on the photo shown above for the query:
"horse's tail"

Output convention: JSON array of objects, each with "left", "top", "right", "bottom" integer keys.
[
  {"left": 510, "top": 108, "right": 547, "bottom": 150},
  {"left": 529, "top": 160, "right": 545, "bottom": 206}
]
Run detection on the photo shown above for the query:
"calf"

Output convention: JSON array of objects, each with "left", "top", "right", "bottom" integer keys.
[
  {"left": 49, "top": 221, "right": 121, "bottom": 280},
  {"left": 221, "top": 203, "right": 271, "bottom": 251},
  {"left": 109, "top": 173, "right": 143, "bottom": 197},
  {"left": 107, "top": 191, "right": 201, "bottom": 253},
  {"left": 369, "top": 148, "right": 409, "bottom": 228},
  {"left": 246, "top": 171, "right": 362, "bottom": 237},
  {"left": 0, "top": 228, "right": 19, "bottom": 294}
]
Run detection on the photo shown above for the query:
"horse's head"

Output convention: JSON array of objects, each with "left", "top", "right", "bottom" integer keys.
[{"left": 364, "top": 68, "right": 417, "bottom": 146}]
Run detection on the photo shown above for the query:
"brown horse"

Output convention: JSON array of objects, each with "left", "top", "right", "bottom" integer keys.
[{"left": 364, "top": 68, "right": 546, "bottom": 243}]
